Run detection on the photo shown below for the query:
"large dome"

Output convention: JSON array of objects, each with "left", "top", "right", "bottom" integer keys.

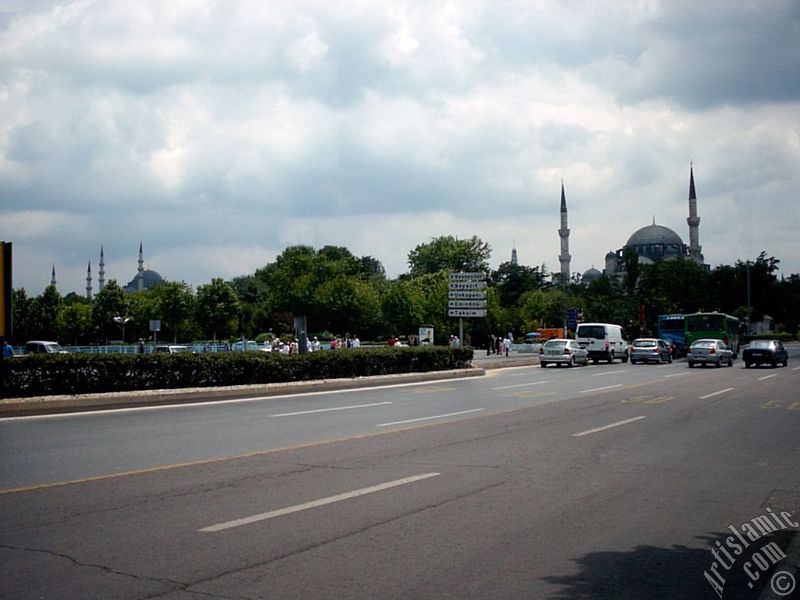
[{"left": 626, "top": 224, "right": 684, "bottom": 248}]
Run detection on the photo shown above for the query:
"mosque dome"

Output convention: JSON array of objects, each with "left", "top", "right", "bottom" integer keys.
[
  {"left": 625, "top": 224, "right": 684, "bottom": 248},
  {"left": 581, "top": 267, "right": 602, "bottom": 283}
]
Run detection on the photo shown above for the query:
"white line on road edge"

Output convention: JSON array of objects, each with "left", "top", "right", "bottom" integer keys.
[
  {"left": 377, "top": 409, "right": 485, "bottom": 428},
  {"left": 572, "top": 416, "right": 647, "bottom": 438},
  {"left": 199, "top": 472, "right": 441, "bottom": 533},
  {"left": 271, "top": 402, "right": 392, "bottom": 417},
  {"left": 579, "top": 384, "right": 624, "bottom": 394},
  {"left": 493, "top": 381, "right": 550, "bottom": 390},
  {"left": 699, "top": 387, "right": 735, "bottom": 400},
  {"left": 757, "top": 374, "right": 777, "bottom": 381}
]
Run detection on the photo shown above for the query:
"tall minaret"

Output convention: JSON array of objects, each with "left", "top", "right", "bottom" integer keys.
[
  {"left": 98, "top": 246, "right": 105, "bottom": 291},
  {"left": 511, "top": 240, "right": 518, "bottom": 266},
  {"left": 558, "top": 181, "right": 571, "bottom": 283},
  {"left": 137, "top": 242, "right": 145, "bottom": 292},
  {"left": 86, "top": 262, "right": 93, "bottom": 300},
  {"left": 686, "top": 164, "right": 704, "bottom": 264},
  {"left": 50, "top": 264, "right": 57, "bottom": 287}
]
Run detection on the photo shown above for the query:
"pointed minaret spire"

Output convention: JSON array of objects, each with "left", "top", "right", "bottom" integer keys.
[
  {"left": 137, "top": 242, "right": 145, "bottom": 292},
  {"left": 558, "top": 180, "right": 571, "bottom": 284},
  {"left": 50, "top": 264, "right": 57, "bottom": 287},
  {"left": 511, "top": 240, "right": 518, "bottom": 266},
  {"left": 86, "top": 262, "right": 93, "bottom": 300},
  {"left": 98, "top": 245, "right": 105, "bottom": 291},
  {"left": 686, "top": 163, "right": 704, "bottom": 264}
]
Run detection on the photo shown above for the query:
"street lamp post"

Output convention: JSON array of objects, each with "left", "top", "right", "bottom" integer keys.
[{"left": 114, "top": 316, "right": 131, "bottom": 345}]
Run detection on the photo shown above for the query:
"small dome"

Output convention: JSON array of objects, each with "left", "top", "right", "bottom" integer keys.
[
  {"left": 626, "top": 224, "right": 684, "bottom": 248},
  {"left": 583, "top": 267, "right": 602, "bottom": 278}
]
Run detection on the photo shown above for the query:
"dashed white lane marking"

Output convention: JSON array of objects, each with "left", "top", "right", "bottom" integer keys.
[
  {"left": 592, "top": 370, "right": 627, "bottom": 377},
  {"left": 579, "top": 384, "right": 624, "bottom": 394},
  {"left": 664, "top": 372, "right": 691, "bottom": 379},
  {"left": 199, "top": 472, "right": 441, "bottom": 533},
  {"left": 377, "top": 409, "right": 485, "bottom": 428},
  {"left": 699, "top": 387, "right": 735, "bottom": 400},
  {"left": 493, "top": 381, "right": 550, "bottom": 390},
  {"left": 572, "top": 416, "right": 647, "bottom": 438},
  {"left": 757, "top": 374, "right": 777, "bottom": 381},
  {"left": 270, "top": 402, "right": 392, "bottom": 417}
]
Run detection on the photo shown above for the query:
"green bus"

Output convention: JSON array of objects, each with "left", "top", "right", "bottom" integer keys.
[{"left": 684, "top": 312, "right": 741, "bottom": 357}]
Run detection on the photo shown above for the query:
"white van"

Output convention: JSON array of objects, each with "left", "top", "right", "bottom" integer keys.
[{"left": 575, "top": 323, "right": 629, "bottom": 364}]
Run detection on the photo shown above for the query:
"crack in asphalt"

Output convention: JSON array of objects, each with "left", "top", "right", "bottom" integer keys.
[{"left": 158, "top": 480, "right": 509, "bottom": 598}]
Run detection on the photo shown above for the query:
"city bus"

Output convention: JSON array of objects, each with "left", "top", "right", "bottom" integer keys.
[
  {"left": 684, "top": 312, "right": 741, "bottom": 357},
  {"left": 657, "top": 314, "right": 685, "bottom": 356}
]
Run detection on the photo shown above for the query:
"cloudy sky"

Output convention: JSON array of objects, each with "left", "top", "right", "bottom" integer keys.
[{"left": 2, "top": 0, "right": 799, "bottom": 296}]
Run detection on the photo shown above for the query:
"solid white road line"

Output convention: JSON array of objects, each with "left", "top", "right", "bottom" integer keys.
[
  {"left": 270, "top": 402, "right": 392, "bottom": 417},
  {"left": 492, "top": 381, "right": 550, "bottom": 390},
  {"left": 572, "top": 416, "right": 647, "bottom": 438},
  {"left": 699, "top": 387, "right": 735, "bottom": 400},
  {"left": 757, "top": 374, "right": 777, "bottom": 381},
  {"left": 199, "top": 472, "right": 441, "bottom": 533},
  {"left": 377, "top": 409, "right": 485, "bottom": 428},
  {"left": 579, "top": 384, "right": 624, "bottom": 394}
]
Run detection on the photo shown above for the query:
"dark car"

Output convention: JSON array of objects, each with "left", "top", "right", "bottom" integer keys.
[
  {"left": 743, "top": 340, "right": 788, "bottom": 368},
  {"left": 630, "top": 338, "right": 673, "bottom": 364}
]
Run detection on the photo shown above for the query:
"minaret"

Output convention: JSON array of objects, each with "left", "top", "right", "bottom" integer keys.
[
  {"left": 86, "top": 262, "right": 93, "bottom": 300},
  {"left": 98, "top": 246, "right": 105, "bottom": 291},
  {"left": 511, "top": 240, "right": 518, "bottom": 265},
  {"left": 686, "top": 164, "right": 704, "bottom": 264},
  {"left": 50, "top": 264, "right": 57, "bottom": 287},
  {"left": 137, "top": 242, "right": 144, "bottom": 292},
  {"left": 558, "top": 181, "right": 571, "bottom": 283}
]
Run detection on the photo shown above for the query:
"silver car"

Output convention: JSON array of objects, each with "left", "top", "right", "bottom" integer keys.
[
  {"left": 540, "top": 339, "right": 589, "bottom": 368},
  {"left": 630, "top": 338, "right": 673, "bottom": 364},
  {"left": 687, "top": 339, "right": 734, "bottom": 368}
]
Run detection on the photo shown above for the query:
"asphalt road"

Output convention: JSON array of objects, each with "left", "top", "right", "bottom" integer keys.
[{"left": 1, "top": 352, "right": 799, "bottom": 599}]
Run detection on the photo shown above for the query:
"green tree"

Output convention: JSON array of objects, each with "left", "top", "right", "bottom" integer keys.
[
  {"left": 151, "top": 281, "right": 197, "bottom": 342},
  {"left": 57, "top": 302, "right": 93, "bottom": 345},
  {"left": 381, "top": 279, "right": 426, "bottom": 338},
  {"left": 313, "top": 277, "right": 382, "bottom": 338},
  {"left": 10, "top": 288, "right": 35, "bottom": 344},
  {"left": 196, "top": 278, "right": 240, "bottom": 341},
  {"left": 92, "top": 280, "right": 129, "bottom": 343},
  {"left": 491, "top": 261, "right": 547, "bottom": 307},
  {"left": 31, "top": 284, "right": 62, "bottom": 341},
  {"left": 407, "top": 235, "right": 491, "bottom": 277}
]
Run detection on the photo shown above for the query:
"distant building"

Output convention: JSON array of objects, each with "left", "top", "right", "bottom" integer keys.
[{"left": 555, "top": 165, "right": 708, "bottom": 285}]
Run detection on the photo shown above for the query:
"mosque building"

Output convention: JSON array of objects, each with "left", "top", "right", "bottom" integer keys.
[
  {"left": 51, "top": 243, "right": 165, "bottom": 299},
  {"left": 557, "top": 165, "right": 707, "bottom": 286}
]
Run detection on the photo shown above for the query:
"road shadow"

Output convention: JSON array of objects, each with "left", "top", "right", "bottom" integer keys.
[{"left": 541, "top": 531, "right": 798, "bottom": 600}]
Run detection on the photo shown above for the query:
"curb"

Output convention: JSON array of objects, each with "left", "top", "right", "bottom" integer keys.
[{"left": 0, "top": 367, "right": 486, "bottom": 418}]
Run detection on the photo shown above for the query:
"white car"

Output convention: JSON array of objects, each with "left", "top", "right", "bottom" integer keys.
[
  {"left": 687, "top": 339, "right": 734, "bottom": 368},
  {"left": 540, "top": 339, "right": 589, "bottom": 368}
]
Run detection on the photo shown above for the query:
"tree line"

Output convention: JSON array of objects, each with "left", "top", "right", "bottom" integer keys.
[{"left": 8, "top": 236, "right": 800, "bottom": 347}]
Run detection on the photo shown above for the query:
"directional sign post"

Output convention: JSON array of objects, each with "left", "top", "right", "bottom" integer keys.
[{"left": 448, "top": 272, "right": 488, "bottom": 343}]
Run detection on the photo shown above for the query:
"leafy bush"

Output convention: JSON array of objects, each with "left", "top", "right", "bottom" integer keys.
[{"left": 1, "top": 346, "right": 474, "bottom": 398}]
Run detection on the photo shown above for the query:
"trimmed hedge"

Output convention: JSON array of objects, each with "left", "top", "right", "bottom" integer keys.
[{"left": 0, "top": 346, "right": 474, "bottom": 398}]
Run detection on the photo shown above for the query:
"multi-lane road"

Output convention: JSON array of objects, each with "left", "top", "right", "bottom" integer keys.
[{"left": 1, "top": 352, "right": 799, "bottom": 599}]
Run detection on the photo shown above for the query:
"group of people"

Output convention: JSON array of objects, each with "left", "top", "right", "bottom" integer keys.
[
  {"left": 329, "top": 335, "right": 360, "bottom": 350},
  {"left": 487, "top": 333, "right": 513, "bottom": 357}
]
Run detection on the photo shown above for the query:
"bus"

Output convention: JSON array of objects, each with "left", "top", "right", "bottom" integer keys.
[
  {"left": 684, "top": 312, "right": 741, "bottom": 357},
  {"left": 657, "top": 314, "right": 686, "bottom": 355}
]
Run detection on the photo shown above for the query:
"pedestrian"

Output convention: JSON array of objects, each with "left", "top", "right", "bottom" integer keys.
[
  {"left": 2, "top": 339, "right": 14, "bottom": 359},
  {"left": 138, "top": 339, "right": 145, "bottom": 354},
  {"left": 503, "top": 336, "right": 511, "bottom": 357}
]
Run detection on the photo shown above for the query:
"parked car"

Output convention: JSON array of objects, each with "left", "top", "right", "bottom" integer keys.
[
  {"left": 687, "top": 339, "right": 734, "bottom": 368},
  {"left": 540, "top": 339, "right": 589, "bottom": 368},
  {"left": 630, "top": 338, "right": 673, "bottom": 364},
  {"left": 25, "top": 340, "right": 68, "bottom": 355},
  {"left": 743, "top": 340, "right": 789, "bottom": 368},
  {"left": 153, "top": 345, "right": 193, "bottom": 354},
  {"left": 231, "top": 340, "right": 268, "bottom": 352}
]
